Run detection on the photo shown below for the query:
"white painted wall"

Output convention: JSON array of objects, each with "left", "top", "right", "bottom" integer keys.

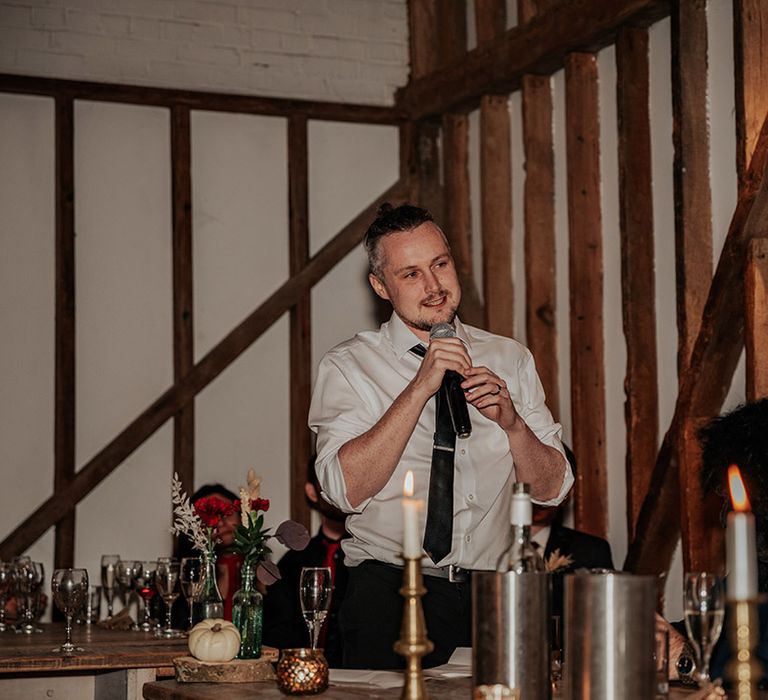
[{"left": 0, "top": 1, "right": 745, "bottom": 626}]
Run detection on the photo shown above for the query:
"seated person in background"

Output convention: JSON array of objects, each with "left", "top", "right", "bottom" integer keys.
[
  {"left": 262, "top": 460, "right": 348, "bottom": 666},
  {"left": 175, "top": 483, "right": 243, "bottom": 622},
  {"left": 667, "top": 399, "right": 768, "bottom": 684},
  {"left": 532, "top": 445, "right": 613, "bottom": 626}
]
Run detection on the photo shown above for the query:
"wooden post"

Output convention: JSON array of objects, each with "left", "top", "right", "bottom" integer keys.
[
  {"left": 746, "top": 238, "right": 768, "bottom": 401},
  {"left": 288, "top": 115, "right": 312, "bottom": 530},
  {"left": 519, "top": 0, "right": 558, "bottom": 419},
  {"left": 54, "top": 95, "right": 76, "bottom": 574},
  {"left": 171, "top": 105, "right": 194, "bottom": 498},
  {"left": 616, "top": 27, "right": 659, "bottom": 542},
  {"left": 733, "top": 0, "right": 768, "bottom": 191},
  {"left": 565, "top": 53, "right": 607, "bottom": 538}
]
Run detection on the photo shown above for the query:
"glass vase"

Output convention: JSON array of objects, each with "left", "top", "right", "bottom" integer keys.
[
  {"left": 192, "top": 552, "right": 224, "bottom": 625},
  {"left": 232, "top": 562, "right": 263, "bottom": 659}
]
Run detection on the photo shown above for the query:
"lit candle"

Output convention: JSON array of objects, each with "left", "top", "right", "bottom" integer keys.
[
  {"left": 726, "top": 465, "right": 758, "bottom": 601},
  {"left": 402, "top": 470, "right": 424, "bottom": 559}
]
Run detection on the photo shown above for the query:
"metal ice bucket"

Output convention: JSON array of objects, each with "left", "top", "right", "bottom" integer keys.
[
  {"left": 563, "top": 572, "right": 656, "bottom": 700},
  {"left": 472, "top": 571, "right": 550, "bottom": 699}
]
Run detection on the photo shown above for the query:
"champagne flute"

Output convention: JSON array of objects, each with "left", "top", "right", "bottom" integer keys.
[
  {"left": 52, "top": 568, "right": 88, "bottom": 653},
  {"left": 116, "top": 560, "right": 141, "bottom": 630},
  {"left": 0, "top": 562, "right": 14, "bottom": 632},
  {"left": 180, "top": 557, "right": 202, "bottom": 630},
  {"left": 299, "top": 567, "right": 332, "bottom": 650},
  {"left": 135, "top": 560, "right": 157, "bottom": 631},
  {"left": 155, "top": 559, "right": 182, "bottom": 638},
  {"left": 101, "top": 554, "right": 120, "bottom": 618},
  {"left": 683, "top": 572, "right": 725, "bottom": 686},
  {"left": 16, "top": 561, "right": 44, "bottom": 634}
]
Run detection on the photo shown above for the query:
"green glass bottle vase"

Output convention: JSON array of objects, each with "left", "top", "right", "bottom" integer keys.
[{"left": 232, "top": 561, "right": 263, "bottom": 659}]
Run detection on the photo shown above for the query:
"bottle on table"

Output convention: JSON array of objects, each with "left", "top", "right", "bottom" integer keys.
[{"left": 496, "top": 482, "right": 544, "bottom": 573}]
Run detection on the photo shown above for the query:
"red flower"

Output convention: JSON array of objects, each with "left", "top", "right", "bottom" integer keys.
[
  {"left": 194, "top": 496, "right": 238, "bottom": 527},
  {"left": 250, "top": 498, "right": 270, "bottom": 513}
]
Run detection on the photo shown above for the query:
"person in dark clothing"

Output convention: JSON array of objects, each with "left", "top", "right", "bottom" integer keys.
[{"left": 262, "top": 461, "right": 348, "bottom": 666}]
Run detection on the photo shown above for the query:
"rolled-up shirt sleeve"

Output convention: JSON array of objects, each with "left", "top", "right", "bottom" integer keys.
[{"left": 309, "top": 353, "right": 376, "bottom": 515}]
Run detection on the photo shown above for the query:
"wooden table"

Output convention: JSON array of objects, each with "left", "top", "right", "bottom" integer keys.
[{"left": 0, "top": 623, "right": 188, "bottom": 700}]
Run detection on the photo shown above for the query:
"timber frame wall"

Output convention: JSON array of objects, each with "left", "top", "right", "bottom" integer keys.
[{"left": 1, "top": 0, "right": 768, "bottom": 583}]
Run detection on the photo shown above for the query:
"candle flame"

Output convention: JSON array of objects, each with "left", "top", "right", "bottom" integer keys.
[
  {"left": 404, "top": 470, "right": 414, "bottom": 498},
  {"left": 728, "top": 465, "right": 751, "bottom": 512}
]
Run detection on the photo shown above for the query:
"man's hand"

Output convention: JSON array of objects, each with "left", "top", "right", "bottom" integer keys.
[
  {"left": 461, "top": 365, "right": 520, "bottom": 431},
  {"left": 412, "top": 337, "right": 471, "bottom": 399}
]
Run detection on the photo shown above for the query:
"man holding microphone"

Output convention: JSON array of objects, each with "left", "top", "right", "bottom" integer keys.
[{"left": 309, "top": 203, "right": 572, "bottom": 668}]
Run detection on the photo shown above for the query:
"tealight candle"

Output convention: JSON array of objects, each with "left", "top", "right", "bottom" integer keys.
[
  {"left": 726, "top": 465, "right": 758, "bottom": 601},
  {"left": 402, "top": 470, "right": 424, "bottom": 559}
]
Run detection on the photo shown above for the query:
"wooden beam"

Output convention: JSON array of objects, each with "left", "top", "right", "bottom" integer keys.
[
  {"left": 566, "top": 53, "right": 607, "bottom": 538},
  {"left": 746, "top": 238, "right": 768, "bottom": 400},
  {"left": 0, "top": 73, "right": 403, "bottom": 125},
  {"left": 679, "top": 417, "right": 725, "bottom": 572},
  {"left": 53, "top": 95, "right": 76, "bottom": 573},
  {"left": 408, "top": 0, "right": 439, "bottom": 79},
  {"left": 171, "top": 105, "right": 194, "bottom": 498},
  {"left": 288, "top": 115, "right": 312, "bottom": 530},
  {"left": 437, "top": 0, "right": 467, "bottom": 67},
  {"left": 625, "top": 111, "right": 768, "bottom": 574},
  {"left": 475, "top": 0, "right": 506, "bottom": 43},
  {"left": 443, "top": 113, "right": 484, "bottom": 327},
  {"left": 616, "top": 27, "right": 659, "bottom": 542},
  {"left": 734, "top": 0, "right": 768, "bottom": 190},
  {"left": 0, "top": 181, "right": 409, "bottom": 560},
  {"left": 671, "top": 0, "right": 713, "bottom": 376},
  {"left": 397, "top": 0, "right": 670, "bottom": 119}
]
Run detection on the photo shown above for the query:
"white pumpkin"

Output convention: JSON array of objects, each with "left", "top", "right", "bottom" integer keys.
[{"left": 188, "top": 618, "right": 241, "bottom": 662}]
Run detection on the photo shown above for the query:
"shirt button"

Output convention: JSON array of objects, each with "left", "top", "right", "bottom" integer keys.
[
  {"left": 465, "top": 534, "right": 472, "bottom": 543},
  {"left": 460, "top": 449, "right": 466, "bottom": 456},
  {"left": 467, "top": 493, "right": 474, "bottom": 501}
]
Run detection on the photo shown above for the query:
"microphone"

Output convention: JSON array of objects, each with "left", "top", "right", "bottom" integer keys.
[{"left": 430, "top": 323, "right": 472, "bottom": 439}]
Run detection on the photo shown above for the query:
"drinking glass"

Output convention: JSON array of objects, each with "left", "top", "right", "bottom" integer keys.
[
  {"left": 155, "top": 559, "right": 182, "bottom": 638},
  {"left": 683, "top": 572, "right": 725, "bottom": 686},
  {"left": 299, "top": 567, "right": 332, "bottom": 650},
  {"left": 101, "top": 554, "right": 120, "bottom": 618},
  {"left": 180, "top": 557, "right": 202, "bottom": 630},
  {"left": 52, "top": 568, "right": 88, "bottom": 653},
  {"left": 16, "top": 560, "right": 44, "bottom": 634},
  {"left": 0, "top": 562, "right": 14, "bottom": 632},
  {"left": 135, "top": 560, "right": 158, "bottom": 632}
]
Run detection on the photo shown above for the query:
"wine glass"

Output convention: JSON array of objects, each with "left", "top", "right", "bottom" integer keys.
[
  {"left": 299, "top": 567, "right": 332, "bottom": 650},
  {"left": 101, "top": 554, "right": 120, "bottom": 618},
  {"left": 155, "top": 559, "right": 182, "bottom": 638},
  {"left": 135, "top": 560, "right": 158, "bottom": 632},
  {"left": 0, "top": 562, "right": 14, "bottom": 632},
  {"left": 180, "top": 557, "right": 202, "bottom": 630},
  {"left": 16, "top": 560, "right": 44, "bottom": 634},
  {"left": 116, "top": 559, "right": 141, "bottom": 629},
  {"left": 51, "top": 568, "right": 88, "bottom": 653},
  {"left": 683, "top": 572, "right": 725, "bottom": 686}
]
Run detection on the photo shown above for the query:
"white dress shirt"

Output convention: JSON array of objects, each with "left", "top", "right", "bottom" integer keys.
[{"left": 309, "top": 313, "right": 573, "bottom": 571}]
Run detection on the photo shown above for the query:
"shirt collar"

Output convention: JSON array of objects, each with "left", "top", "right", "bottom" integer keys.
[{"left": 386, "top": 312, "right": 472, "bottom": 360}]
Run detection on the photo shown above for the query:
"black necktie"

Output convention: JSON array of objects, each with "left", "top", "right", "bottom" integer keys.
[{"left": 410, "top": 344, "right": 455, "bottom": 564}]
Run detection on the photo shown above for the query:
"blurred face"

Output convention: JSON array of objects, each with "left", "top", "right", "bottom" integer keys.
[{"left": 369, "top": 222, "right": 461, "bottom": 341}]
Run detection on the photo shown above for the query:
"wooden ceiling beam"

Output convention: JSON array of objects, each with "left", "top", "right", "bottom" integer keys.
[{"left": 397, "top": 0, "right": 670, "bottom": 119}]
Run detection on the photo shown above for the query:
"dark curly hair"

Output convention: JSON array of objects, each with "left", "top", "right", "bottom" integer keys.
[{"left": 363, "top": 202, "right": 436, "bottom": 279}]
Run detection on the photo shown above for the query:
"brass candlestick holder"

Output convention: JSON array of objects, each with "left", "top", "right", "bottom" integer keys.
[
  {"left": 394, "top": 555, "right": 434, "bottom": 700},
  {"left": 725, "top": 599, "right": 760, "bottom": 700}
]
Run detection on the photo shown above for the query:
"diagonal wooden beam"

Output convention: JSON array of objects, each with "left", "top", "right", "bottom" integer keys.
[
  {"left": 625, "top": 111, "right": 768, "bottom": 574},
  {"left": 0, "top": 180, "right": 408, "bottom": 560},
  {"left": 396, "top": 0, "right": 670, "bottom": 119}
]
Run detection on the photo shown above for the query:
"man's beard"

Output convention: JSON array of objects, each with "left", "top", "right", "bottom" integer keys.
[{"left": 401, "top": 296, "right": 459, "bottom": 332}]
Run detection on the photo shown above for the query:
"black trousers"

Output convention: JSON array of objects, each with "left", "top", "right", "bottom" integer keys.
[{"left": 339, "top": 560, "right": 472, "bottom": 669}]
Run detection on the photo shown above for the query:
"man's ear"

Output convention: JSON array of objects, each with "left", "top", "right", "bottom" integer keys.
[
  {"left": 369, "top": 272, "right": 390, "bottom": 301},
  {"left": 305, "top": 482, "right": 319, "bottom": 504}
]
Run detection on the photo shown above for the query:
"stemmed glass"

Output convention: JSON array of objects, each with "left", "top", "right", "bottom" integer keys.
[
  {"left": 51, "top": 568, "right": 89, "bottom": 654},
  {"left": 155, "top": 559, "right": 182, "bottom": 638},
  {"left": 299, "top": 567, "right": 332, "bottom": 651},
  {"left": 180, "top": 557, "right": 202, "bottom": 630},
  {"left": 101, "top": 554, "right": 120, "bottom": 618},
  {"left": 135, "top": 560, "right": 157, "bottom": 632},
  {"left": 0, "top": 563, "right": 14, "bottom": 632},
  {"left": 116, "top": 560, "right": 141, "bottom": 629},
  {"left": 683, "top": 572, "right": 725, "bottom": 686},
  {"left": 16, "top": 561, "right": 44, "bottom": 634}
]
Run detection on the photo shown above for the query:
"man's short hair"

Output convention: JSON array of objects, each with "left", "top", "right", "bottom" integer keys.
[
  {"left": 363, "top": 202, "right": 434, "bottom": 279},
  {"left": 699, "top": 399, "right": 768, "bottom": 515}
]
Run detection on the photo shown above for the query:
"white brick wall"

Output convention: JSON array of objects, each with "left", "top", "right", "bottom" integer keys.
[{"left": 0, "top": 0, "right": 409, "bottom": 105}]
